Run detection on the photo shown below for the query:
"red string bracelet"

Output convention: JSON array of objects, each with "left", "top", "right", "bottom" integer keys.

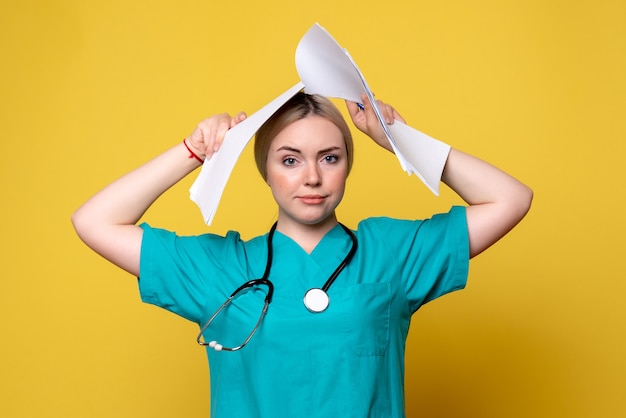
[{"left": 183, "top": 139, "right": 204, "bottom": 163}]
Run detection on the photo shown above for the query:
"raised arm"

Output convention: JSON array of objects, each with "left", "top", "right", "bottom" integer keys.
[
  {"left": 71, "top": 112, "right": 246, "bottom": 276},
  {"left": 347, "top": 95, "right": 532, "bottom": 258},
  {"left": 440, "top": 149, "right": 532, "bottom": 257}
]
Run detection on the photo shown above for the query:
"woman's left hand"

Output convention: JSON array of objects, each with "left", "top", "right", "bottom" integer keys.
[{"left": 346, "top": 93, "right": 405, "bottom": 152}]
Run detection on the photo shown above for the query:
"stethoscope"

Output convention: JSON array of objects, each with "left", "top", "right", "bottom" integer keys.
[{"left": 196, "top": 222, "right": 357, "bottom": 352}]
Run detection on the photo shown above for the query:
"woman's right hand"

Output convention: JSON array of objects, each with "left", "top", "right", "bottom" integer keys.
[
  {"left": 72, "top": 111, "right": 246, "bottom": 276},
  {"left": 186, "top": 112, "right": 247, "bottom": 161}
]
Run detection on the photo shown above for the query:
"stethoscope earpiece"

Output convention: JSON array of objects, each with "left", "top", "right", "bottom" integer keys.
[{"left": 208, "top": 341, "right": 223, "bottom": 351}]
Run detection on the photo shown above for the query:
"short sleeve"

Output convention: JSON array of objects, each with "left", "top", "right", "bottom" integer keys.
[
  {"left": 358, "top": 206, "right": 469, "bottom": 313},
  {"left": 138, "top": 223, "right": 247, "bottom": 324}
]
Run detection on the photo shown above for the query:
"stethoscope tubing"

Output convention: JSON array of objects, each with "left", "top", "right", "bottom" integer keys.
[
  {"left": 319, "top": 223, "right": 357, "bottom": 292},
  {"left": 197, "top": 222, "right": 356, "bottom": 351},
  {"left": 196, "top": 279, "right": 273, "bottom": 351}
]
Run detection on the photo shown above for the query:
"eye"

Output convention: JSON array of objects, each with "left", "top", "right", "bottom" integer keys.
[
  {"left": 323, "top": 154, "right": 339, "bottom": 164},
  {"left": 282, "top": 157, "right": 298, "bottom": 166}
]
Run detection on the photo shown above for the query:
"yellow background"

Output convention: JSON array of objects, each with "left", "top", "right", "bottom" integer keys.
[{"left": 1, "top": 0, "right": 625, "bottom": 416}]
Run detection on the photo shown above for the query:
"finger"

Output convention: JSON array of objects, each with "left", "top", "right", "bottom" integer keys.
[
  {"left": 361, "top": 93, "right": 379, "bottom": 122},
  {"left": 205, "top": 121, "right": 218, "bottom": 156},
  {"left": 202, "top": 115, "right": 225, "bottom": 159},
  {"left": 230, "top": 111, "right": 247, "bottom": 128},
  {"left": 392, "top": 108, "right": 406, "bottom": 124},
  {"left": 188, "top": 119, "right": 212, "bottom": 156},
  {"left": 376, "top": 100, "right": 394, "bottom": 125},
  {"left": 345, "top": 100, "right": 361, "bottom": 120},
  {"left": 212, "top": 115, "right": 232, "bottom": 153}
]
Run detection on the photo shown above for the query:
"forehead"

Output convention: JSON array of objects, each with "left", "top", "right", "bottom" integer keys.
[{"left": 270, "top": 116, "right": 345, "bottom": 151}]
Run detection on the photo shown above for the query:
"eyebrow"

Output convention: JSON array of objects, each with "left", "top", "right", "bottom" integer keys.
[{"left": 276, "top": 145, "right": 343, "bottom": 154}]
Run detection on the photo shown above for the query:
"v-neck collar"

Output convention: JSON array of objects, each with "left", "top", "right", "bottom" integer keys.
[
  {"left": 272, "top": 224, "right": 353, "bottom": 267},
  {"left": 266, "top": 224, "right": 355, "bottom": 293},
  {"left": 273, "top": 223, "right": 345, "bottom": 251}
]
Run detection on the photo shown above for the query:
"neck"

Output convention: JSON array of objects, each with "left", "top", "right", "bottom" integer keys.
[{"left": 275, "top": 215, "right": 338, "bottom": 254}]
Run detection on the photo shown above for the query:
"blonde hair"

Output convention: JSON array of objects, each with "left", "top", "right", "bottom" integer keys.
[{"left": 254, "top": 92, "right": 354, "bottom": 180}]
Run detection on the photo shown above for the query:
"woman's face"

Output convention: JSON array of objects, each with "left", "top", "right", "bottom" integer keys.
[{"left": 266, "top": 115, "right": 348, "bottom": 230}]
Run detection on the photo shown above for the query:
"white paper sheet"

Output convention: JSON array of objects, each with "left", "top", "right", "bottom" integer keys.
[
  {"left": 189, "top": 82, "right": 304, "bottom": 224},
  {"left": 295, "top": 23, "right": 450, "bottom": 192},
  {"left": 190, "top": 23, "right": 450, "bottom": 225}
]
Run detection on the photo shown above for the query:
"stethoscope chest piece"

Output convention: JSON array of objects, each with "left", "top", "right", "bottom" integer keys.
[
  {"left": 198, "top": 223, "right": 357, "bottom": 350},
  {"left": 304, "top": 288, "right": 329, "bottom": 313}
]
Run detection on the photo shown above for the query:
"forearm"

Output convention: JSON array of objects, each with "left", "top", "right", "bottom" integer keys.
[
  {"left": 71, "top": 142, "right": 202, "bottom": 274},
  {"left": 348, "top": 94, "right": 532, "bottom": 256},
  {"left": 72, "top": 113, "right": 245, "bottom": 276},
  {"left": 74, "top": 142, "right": 200, "bottom": 225},
  {"left": 442, "top": 148, "right": 533, "bottom": 257}
]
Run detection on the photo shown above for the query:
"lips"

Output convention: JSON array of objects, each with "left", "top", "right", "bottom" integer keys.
[{"left": 298, "top": 195, "right": 326, "bottom": 204}]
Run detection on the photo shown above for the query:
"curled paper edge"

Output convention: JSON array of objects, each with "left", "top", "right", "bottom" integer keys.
[{"left": 189, "top": 82, "right": 305, "bottom": 225}]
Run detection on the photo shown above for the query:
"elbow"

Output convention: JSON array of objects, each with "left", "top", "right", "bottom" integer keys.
[
  {"left": 71, "top": 207, "right": 88, "bottom": 242},
  {"left": 519, "top": 184, "right": 534, "bottom": 218},
  {"left": 71, "top": 205, "right": 99, "bottom": 246},
  {"left": 466, "top": 185, "right": 533, "bottom": 258},
  {"left": 509, "top": 183, "right": 534, "bottom": 226}
]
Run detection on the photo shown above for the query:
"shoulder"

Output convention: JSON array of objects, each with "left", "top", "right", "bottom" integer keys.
[
  {"left": 352, "top": 207, "right": 468, "bottom": 258},
  {"left": 355, "top": 206, "right": 467, "bottom": 236},
  {"left": 139, "top": 223, "right": 267, "bottom": 261}
]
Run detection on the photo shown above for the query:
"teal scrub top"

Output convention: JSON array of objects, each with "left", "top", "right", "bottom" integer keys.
[{"left": 138, "top": 206, "right": 469, "bottom": 418}]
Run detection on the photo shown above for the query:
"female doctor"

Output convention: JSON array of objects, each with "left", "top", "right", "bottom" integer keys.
[{"left": 72, "top": 92, "right": 532, "bottom": 417}]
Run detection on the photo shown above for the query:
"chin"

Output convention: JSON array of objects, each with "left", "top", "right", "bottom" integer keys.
[{"left": 299, "top": 214, "right": 336, "bottom": 227}]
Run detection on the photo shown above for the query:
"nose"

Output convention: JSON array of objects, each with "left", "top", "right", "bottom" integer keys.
[{"left": 305, "top": 163, "right": 322, "bottom": 186}]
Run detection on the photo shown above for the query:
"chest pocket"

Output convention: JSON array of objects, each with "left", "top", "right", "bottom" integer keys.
[{"left": 338, "top": 282, "right": 391, "bottom": 357}]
